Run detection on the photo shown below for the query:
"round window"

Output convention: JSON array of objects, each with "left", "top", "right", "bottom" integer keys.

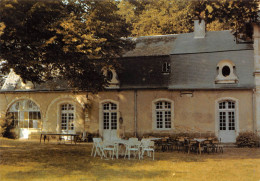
[{"left": 222, "top": 66, "right": 230, "bottom": 77}]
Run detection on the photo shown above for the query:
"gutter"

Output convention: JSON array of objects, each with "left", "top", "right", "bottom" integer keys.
[{"left": 134, "top": 90, "right": 137, "bottom": 137}]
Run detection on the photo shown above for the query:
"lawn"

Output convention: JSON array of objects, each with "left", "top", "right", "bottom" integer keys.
[{"left": 0, "top": 138, "right": 260, "bottom": 181}]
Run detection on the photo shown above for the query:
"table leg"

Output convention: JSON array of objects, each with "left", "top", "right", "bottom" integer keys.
[{"left": 40, "top": 134, "right": 42, "bottom": 143}]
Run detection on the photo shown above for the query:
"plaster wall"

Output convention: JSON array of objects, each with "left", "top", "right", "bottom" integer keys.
[
  {"left": 0, "top": 89, "right": 253, "bottom": 139},
  {"left": 254, "top": 24, "right": 260, "bottom": 135}
]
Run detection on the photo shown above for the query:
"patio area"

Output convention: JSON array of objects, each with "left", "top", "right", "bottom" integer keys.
[{"left": 0, "top": 138, "right": 260, "bottom": 181}]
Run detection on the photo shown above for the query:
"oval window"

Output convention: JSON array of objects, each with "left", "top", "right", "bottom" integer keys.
[{"left": 222, "top": 66, "right": 230, "bottom": 77}]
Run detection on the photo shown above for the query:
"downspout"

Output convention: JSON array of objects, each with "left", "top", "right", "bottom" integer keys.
[
  {"left": 134, "top": 90, "right": 137, "bottom": 137},
  {"left": 253, "top": 89, "right": 256, "bottom": 133}
]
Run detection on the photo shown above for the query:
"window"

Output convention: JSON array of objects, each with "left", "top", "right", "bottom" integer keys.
[
  {"left": 60, "top": 104, "right": 75, "bottom": 131},
  {"left": 154, "top": 101, "right": 172, "bottom": 129},
  {"left": 162, "top": 62, "right": 170, "bottom": 73},
  {"left": 6, "top": 99, "right": 41, "bottom": 129},
  {"left": 103, "top": 102, "right": 117, "bottom": 130},
  {"left": 218, "top": 101, "right": 235, "bottom": 131},
  {"left": 215, "top": 60, "right": 238, "bottom": 84}
]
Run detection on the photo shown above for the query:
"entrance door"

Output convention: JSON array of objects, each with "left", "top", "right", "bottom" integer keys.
[
  {"left": 61, "top": 104, "right": 75, "bottom": 140},
  {"left": 19, "top": 111, "right": 29, "bottom": 139},
  {"left": 102, "top": 103, "right": 118, "bottom": 141},
  {"left": 218, "top": 101, "right": 236, "bottom": 143}
]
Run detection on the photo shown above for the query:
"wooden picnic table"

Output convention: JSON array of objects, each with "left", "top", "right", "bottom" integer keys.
[{"left": 40, "top": 133, "right": 79, "bottom": 144}]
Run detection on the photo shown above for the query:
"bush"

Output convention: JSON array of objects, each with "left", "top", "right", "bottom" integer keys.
[
  {"left": 236, "top": 132, "right": 260, "bottom": 147},
  {"left": 0, "top": 119, "right": 17, "bottom": 139}
]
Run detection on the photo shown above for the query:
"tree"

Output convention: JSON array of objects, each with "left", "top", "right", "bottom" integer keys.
[
  {"left": 192, "top": 0, "right": 259, "bottom": 41},
  {"left": 118, "top": 0, "right": 259, "bottom": 38},
  {"left": 118, "top": 0, "right": 194, "bottom": 36},
  {"left": 0, "top": 0, "right": 134, "bottom": 93}
]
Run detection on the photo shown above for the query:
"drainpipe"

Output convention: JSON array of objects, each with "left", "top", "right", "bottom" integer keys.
[
  {"left": 134, "top": 90, "right": 137, "bottom": 137},
  {"left": 253, "top": 89, "right": 256, "bottom": 133}
]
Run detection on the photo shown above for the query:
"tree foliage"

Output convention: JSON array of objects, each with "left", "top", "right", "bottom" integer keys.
[
  {"left": 192, "top": 0, "right": 259, "bottom": 40},
  {"left": 0, "top": 0, "right": 134, "bottom": 92},
  {"left": 118, "top": 0, "right": 259, "bottom": 38}
]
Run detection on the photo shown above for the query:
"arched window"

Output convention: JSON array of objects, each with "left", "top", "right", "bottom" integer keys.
[
  {"left": 154, "top": 101, "right": 172, "bottom": 129},
  {"left": 60, "top": 104, "right": 75, "bottom": 131},
  {"left": 6, "top": 99, "right": 41, "bottom": 129}
]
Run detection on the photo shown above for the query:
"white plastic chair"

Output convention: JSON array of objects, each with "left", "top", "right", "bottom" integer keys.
[
  {"left": 140, "top": 139, "right": 155, "bottom": 160},
  {"left": 124, "top": 138, "right": 141, "bottom": 160},
  {"left": 102, "top": 140, "right": 117, "bottom": 160},
  {"left": 91, "top": 138, "right": 105, "bottom": 158}
]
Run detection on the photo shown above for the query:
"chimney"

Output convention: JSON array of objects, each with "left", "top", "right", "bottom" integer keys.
[{"left": 194, "top": 19, "right": 206, "bottom": 38}]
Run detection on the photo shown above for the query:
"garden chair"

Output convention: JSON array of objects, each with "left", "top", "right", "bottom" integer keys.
[
  {"left": 91, "top": 138, "right": 105, "bottom": 158},
  {"left": 102, "top": 140, "right": 117, "bottom": 160},
  {"left": 124, "top": 138, "right": 141, "bottom": 160},
  {"left": 140, "top": 139, "right": 155, "bottom": 160},
  {"left": 212, "top": 140, "right": 224, "bottom": 153}
]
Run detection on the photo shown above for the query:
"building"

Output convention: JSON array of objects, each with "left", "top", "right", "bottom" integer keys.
[{"left": 0, "top": 20, "right": 260, "bottom": 143}]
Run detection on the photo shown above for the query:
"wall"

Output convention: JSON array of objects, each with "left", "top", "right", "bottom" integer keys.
[
  {"left": 254, "top": 24, "right": 260, "bottom": 135},
  {"left": 0, "top": 89, "right": 253, "bottom": 139},
  {"left": 87, "top": 89, "right": 253, "bottom": 138}
]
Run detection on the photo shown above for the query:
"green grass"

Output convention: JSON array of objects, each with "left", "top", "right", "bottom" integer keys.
[{"left": 0, "top": 138, "right": 260, "bottom": 181}]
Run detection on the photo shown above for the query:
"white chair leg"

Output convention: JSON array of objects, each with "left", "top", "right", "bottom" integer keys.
[{"left": 91, "top": 145, "right": 95, "bottom": 156}]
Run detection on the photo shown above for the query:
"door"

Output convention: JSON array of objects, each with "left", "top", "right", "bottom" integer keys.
[
  {"left": 102, "top": 103, "right": 118, "bottom": 141},
  {"left": 61, "top": 104, "right": 75, "bottom": 140},
  {"left": 19, "top": 111, "right": 29, "bottom": 139},
  {"left": 218, "top": 101, "right": 236, "bottom": 143}
]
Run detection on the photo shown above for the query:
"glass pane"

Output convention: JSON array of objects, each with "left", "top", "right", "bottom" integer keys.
[
  {"left": 228, "top": 112, "right": 235, "bottom": 130},
  {"left": 103, "top": 104, "right": 109, "bottom": 110},
  {"left": 111, "top": 112, "right": 117, "bottom": 129},
  {"left": 156, "top": 111, "right": 163, "bottom": 128},
  {"left": 156, "top": 102, "right": 163, "bottom": 109},
  {"left": 219, "top": 112, "right": 226, "bottom": 130},
  {"left": 103, "top": 112, "right": 109, "bottom": 129},
  {"left": 165, "top": 102, "right": 171, "bottom": 109},
  {"left": 68, "top": 104, "right": 74, "bottom": 110},
  {"left": 61, "top": 104, "right": 67, "bottom": 110},
  {"left": 111, "top": 103, "right": 117, "bottom": 110},
  {"left": 219, "top": 102, "right": 225, "bottom": 109},
  {"left": 164, "top": 111, "right": 171, "bottom": 128}
]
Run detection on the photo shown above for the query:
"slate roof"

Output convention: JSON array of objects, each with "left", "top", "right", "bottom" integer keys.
[
  {"left": 0, "top": 30, "right": 255, "bottom": 91},
  {"left": 123, "top": 30, "right": 252, "bottom": 57}
]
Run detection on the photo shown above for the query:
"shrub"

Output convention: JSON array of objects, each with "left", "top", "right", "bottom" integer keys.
[
  {"left": 236, "top": 132, "right": 260, "bottom": 147},
  {"left": 0, "top": 118, "right": 17, "bottom": 139}
]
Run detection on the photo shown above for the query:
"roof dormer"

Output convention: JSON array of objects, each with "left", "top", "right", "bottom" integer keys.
[{"left": 215, "top": 60, "right": 238, "bottom": 84}]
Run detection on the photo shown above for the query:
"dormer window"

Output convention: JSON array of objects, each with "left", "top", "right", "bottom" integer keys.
[
  {"left": 103, "top": 67, "right": 119, "bottom": 88},
  {"left": 215, "top": 60, "right": 238, "bottom": 84},
  {"left": 162, "top": 62, "right": 170, "bottom": 73}
]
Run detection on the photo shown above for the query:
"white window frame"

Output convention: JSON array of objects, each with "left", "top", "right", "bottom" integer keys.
[
  {"left": 57, "top": 102, "right": 76, "bottom": 133},
  {"left": 152, "top": 98, "right": 174, "bottom": 130},
  {"left": 99, "top": 99, "right": 119, "bottom": 137},
  {"left": 60, "top": 103, "right": 75, "bottom": 131},
  {"left": 6, "top": 99, "right": 42, "bottom": 129},
  {"left": 215, "top": 97, "right": 239, "bottom": 137}
]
